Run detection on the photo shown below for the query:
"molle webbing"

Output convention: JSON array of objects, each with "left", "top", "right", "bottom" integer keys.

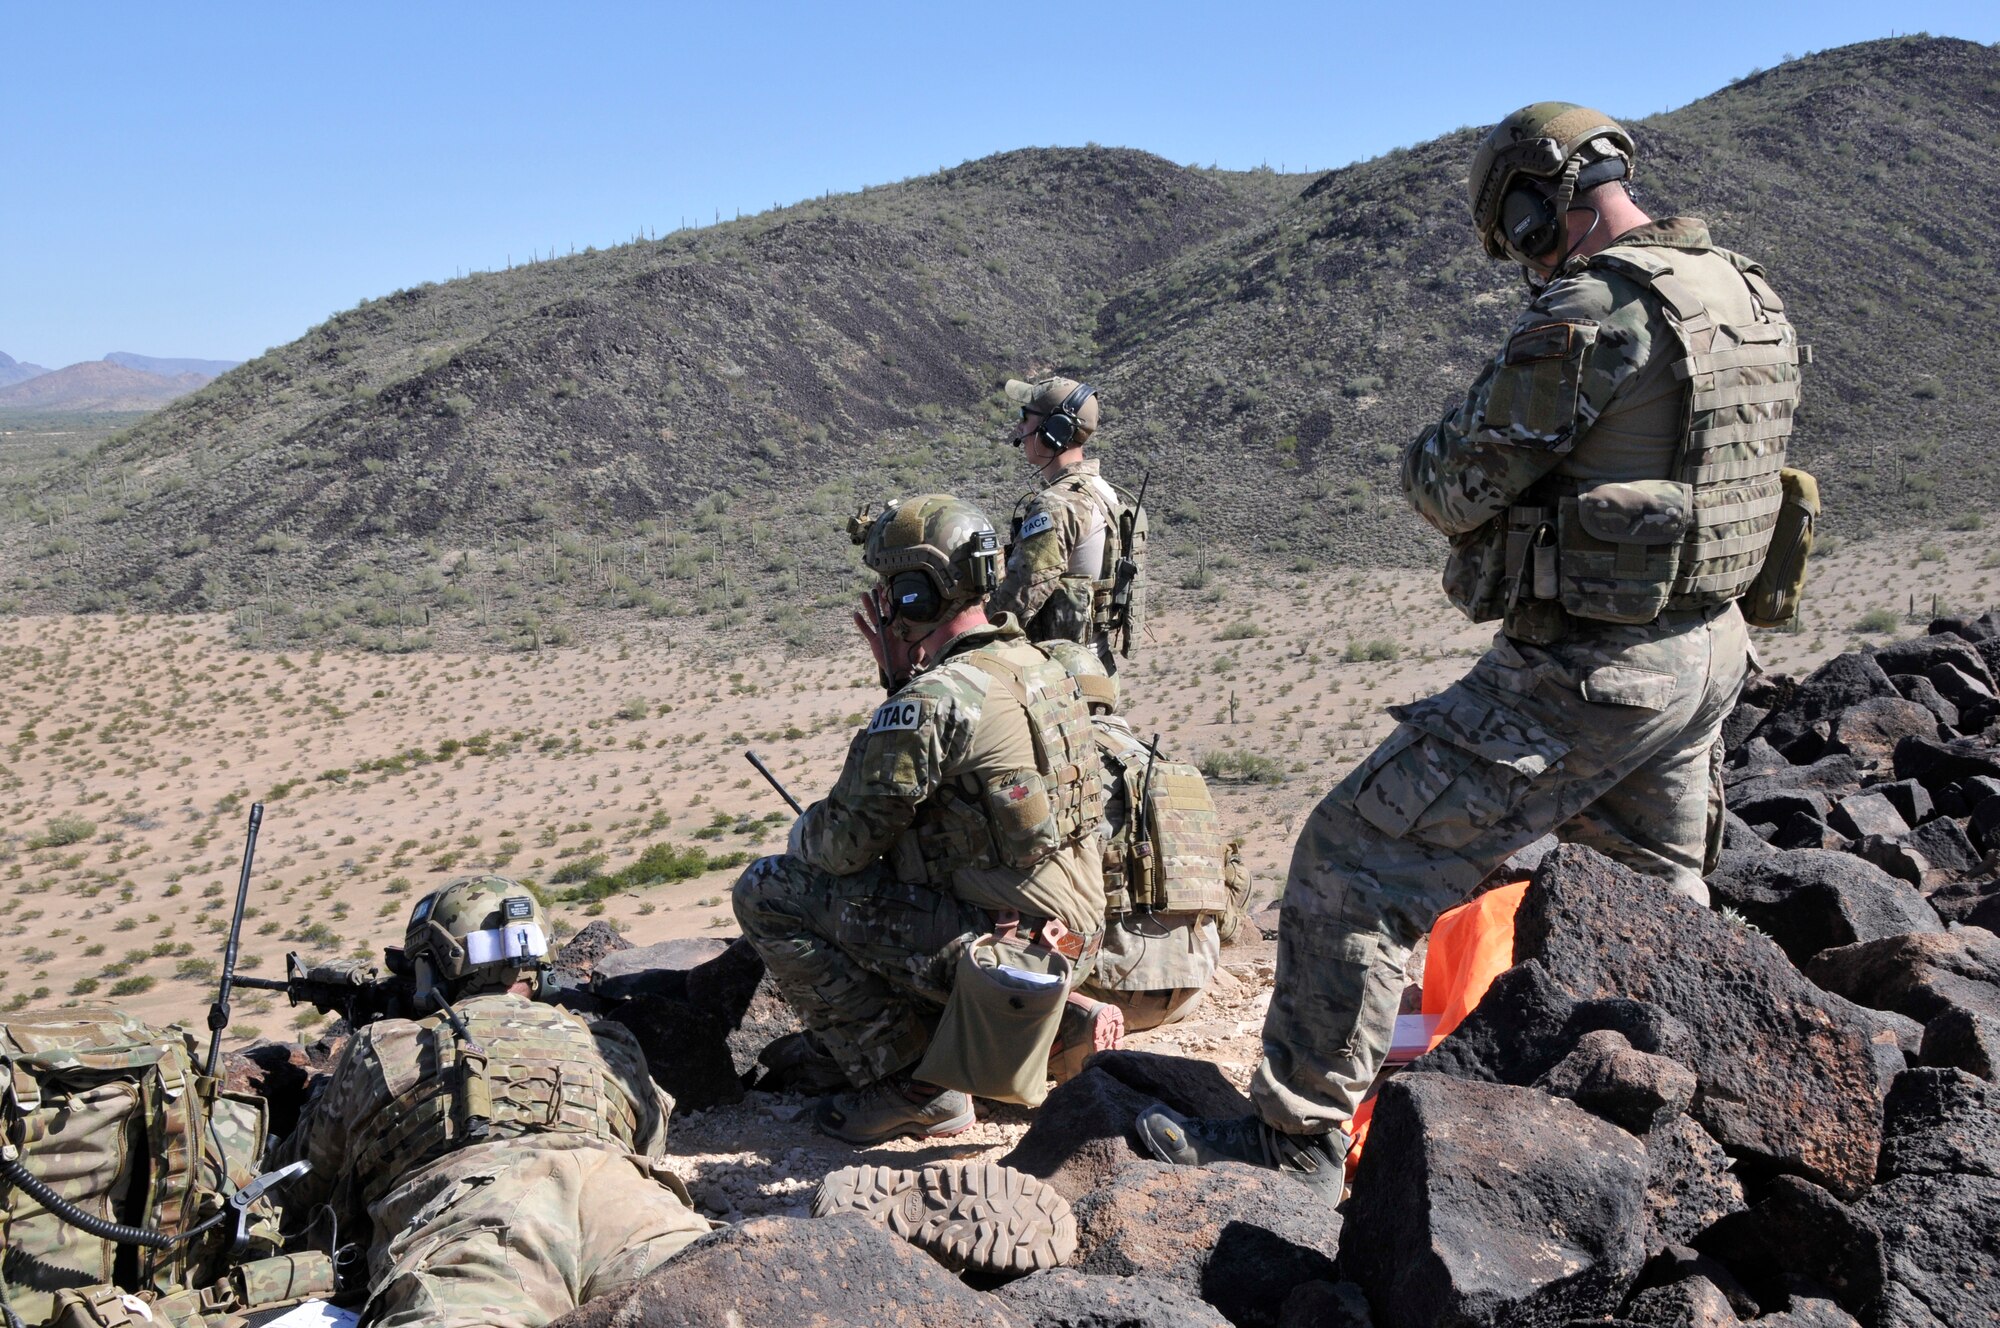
[
  {"left": 965, "top": 652, "right": 1101, "bottom": 845},
  {"left": 1093, "top": 725, "right": 1228, "bottom": 916},
  {"left": 350, "top": 1005, "right": 629, "bottom": 1203}
]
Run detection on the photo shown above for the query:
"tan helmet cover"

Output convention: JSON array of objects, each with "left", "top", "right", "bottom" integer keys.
[
  {"left": 1042, "top": 639, "right": 1118, "bottom": 713},
  {"left": 1005, "top": 376, "right": 1101, "bottom": 439},
  {"left": 405, "top": 874, "right": 552, "bottom": 998},
  {"left": 1468, "top": 102, "right": 1635, "bottom": 260},
  {"left": 855, "top": 494, "right": 1002, "bottom": 624}
]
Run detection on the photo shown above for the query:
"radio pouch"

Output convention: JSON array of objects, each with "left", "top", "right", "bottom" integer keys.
[
  {"left": 1740, "top": 467, "right": 1818, "bottom": 628},
  {"left": 916, "top": 935, "right": 1072, "bottom": 1108}
]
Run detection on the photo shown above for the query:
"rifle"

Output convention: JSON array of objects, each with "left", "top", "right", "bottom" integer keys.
[
  {"left": 745, "top": 749, "right": 804, "bottom": 815},
  {"left": 1110, "top": 469, "right": 1149, "bottom": 658},
  {"left": 204, "top": 803, "right": 265, "bottom": 1077},
  {"left": 1131, "top": 732, "right": 1162, "bottom": 911},
  {"left": 231, "top": 951, "right": 418, "bottom": 1030}
]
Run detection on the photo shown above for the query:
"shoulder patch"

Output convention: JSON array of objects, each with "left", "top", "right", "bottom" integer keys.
[
  {"left": 868, "top": 699, "right": 925, "bottom": 733},
  {"left": 1017, "top": 511, "right": 1056, "bottom": 539},
  {"left": 1505, "top": 321, "right": 1585, "bottom": 365}
]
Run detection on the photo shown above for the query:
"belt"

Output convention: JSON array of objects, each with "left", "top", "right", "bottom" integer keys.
[{"left": 990, "top": 911, "right": 1101, "bottom": 964}]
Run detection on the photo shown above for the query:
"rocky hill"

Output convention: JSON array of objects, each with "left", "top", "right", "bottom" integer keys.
[
  {"left": 3, "top": 36, "right": 1994, "bottom": 649},
  {"left": 0, "top": 351, "right": 49, "bottom": 388}
]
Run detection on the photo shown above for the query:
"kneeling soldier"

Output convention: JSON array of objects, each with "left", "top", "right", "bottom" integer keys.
[{"left": 733, "top": 495, "right": 1107, "bottom": 1145}]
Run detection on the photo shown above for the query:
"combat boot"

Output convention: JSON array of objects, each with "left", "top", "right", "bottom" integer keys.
[
  {"left": 813, "top": 1159, "right": 1076, "bottom": 1275},
  {"left": 814, "top": 1076, "right": 974, "bottom": 1145},
  {"left": 1134, "top": 1104, "right": 1347, "bottom": 1200}
]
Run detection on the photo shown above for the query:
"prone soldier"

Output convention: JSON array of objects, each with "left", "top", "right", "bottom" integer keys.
[
  {"left": 274, "top": 876, "right": 711, "bottom": 1328},
  {"left": 1138, "top": 104, "right": 1806, "bottom": 1195},
  {"left": 990, "top": 376, "right": 1147, "bottom": 671}
]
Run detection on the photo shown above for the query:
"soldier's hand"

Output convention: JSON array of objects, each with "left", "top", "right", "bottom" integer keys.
[{"left": 855, "top": 589, "right": 893, "bottom": 687}]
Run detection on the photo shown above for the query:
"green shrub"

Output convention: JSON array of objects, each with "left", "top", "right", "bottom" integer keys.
[
  {"left": 1855, "top": 607, "right": 1901, "bottom": 633},
  {"left": 27, "top": 814, "right": 95, "bottom": 849},
  {"left": 1197, "top": 750, "right": 1287, "bottom": 784},
  {"left": 1341, "top": 638, "right": 1401, "bottom": 662},
  {"left": 109, "top": 975, "right": 156, "bottom": 997},
  {"left": 1947, "top": 513, "right": 1985, "bottom": 532},
  {"left": 1217, "top": 622, "right": 1262, "bottom": 640}
]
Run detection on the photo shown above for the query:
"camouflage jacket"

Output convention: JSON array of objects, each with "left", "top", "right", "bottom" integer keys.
[
  {"left": 792, "top": 617, "right": 1106, "bottom": 934},
  {"left": 991, "top": 459, "right": 1120, "bottom": 644},
  {"left": 275, "top": 992, "right": 669, "bottom": 1236}
]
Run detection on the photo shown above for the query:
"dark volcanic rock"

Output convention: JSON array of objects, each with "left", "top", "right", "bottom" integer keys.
[
  {"left": 1412, "top": 959, "right": 1694, "bottom": 1090},
  {"left": 1906, "top": 816, "right": 1980, "bottom": 877},
  {"left": 1533, "top": 1029, "right": 1697, "bottom": 1135},
  {"left": 1928, "top": 611, "right": 2000, "bottom": 644},
  {"left": 1755, "top": 1299, "right": 1863, "bottom": 1327},
  {"left": 1005, "top": 1051, "right": 1252, "bottom": 1202},
  {"left": 1875, "top": 634, "right": 1997, "bottom": 691},
  {"left": 1877, "top": 1066, "right": 2000, "bottom": 1180},
  {"left": 1340, "top": 1074, "right": 1648, "bottom": 1328},
  {"left": 1893, "top": 734, "right": 2000, "bottom": 794},
  {"left": 1805, "top": 926, "right": 2000, "bottom": 1025},
  {"left": 1705, "top": 848, "right": 1941, "bottom": 967},
  {"left": 1892, "top": 673, "right": 1961, "bottom": 731},
  {"left": 1721, "top": 702, "right": 1769, "bottom": 759},
  {"left": 1632, "top": 1247, "right": 1759, "bottom": 1319},
  {"left": 600, "top": 938, "right": 802, "bottom": 1112},
  {"left": 1827, "top": 790, "right": 1910, "bottom": 841},
  {"left": 1855, "top": 1174, "right": 2000, "bottom": 1328},
  {"left": 1623, "top": 1276, "right": 1740, "bottom": 1327},
  {"left": 221, "top": 1040, "right": 320, "bottom": 1141},
  {"left": 1759, "top": 654, "right": 1899, "bottom": 758},
  {"left": 1725, "top": 755, "right": 1864, "bottom": 806},
  {"left": 1721, "top": 812, "right": 1779, "bottom": 853},
  {"left": 1694, "top": 1176, "right": 1883, "bottom": 1318},
  {"left": 1925, "top": 661, "right": 1998, "bottom": 725},
  {"left": 1642, "top": 1115, "right": 1746, "bottom": 1249},
  {"left": 1919, "top": 1004, "right": 1999, "bottom": 1079},
  {"left": 591, "top": 937, "right": 732, "bottom": 1000},
  {"left": 1827, "top": 697, "right": 1940, "bottom": 769},
  {"left": 1873, "top": 778, "right": 1936, "bottom": 827},
  {"left": 542, "top": 1214, "right": 1021, "bottom": 1328},
  {"left": 551, "top": 918, "right": 632, "bottom": 983},
  {"left": 1732, "top": 788, "right": 1830, "bottom": 828},
  {"left": 1770, "top": 813, "right": 1848, "bottom": 852},
  {"left": 1276, "top": 1282, "right": 1372, "bottom": 1328},
  {"left": 1513, "top": 846, "right": 1885, "bottom": 1196},
  {"left": 1069, "top": 1161, "right": 1340, "bottom": 1328},
  {"left": 1924, "top": 873, "right": 2000, "bottom": 930},
  {"left": 994, "top": 1270, "right": 1229, "bottom": 1328},
  {"left": 1970, "top": 796, "right": 2000, "bottom": 854}
]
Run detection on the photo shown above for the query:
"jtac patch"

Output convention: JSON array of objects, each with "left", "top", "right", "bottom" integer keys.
[
  {"left": 1018, "top": 512, "right": 1056, "bottom": 539},
  {"left": 1504, "top": 321, "right": 1582, "bottom": 364},
  {"left": 869, "top": 700, "right": 924, "bottom": 733}
]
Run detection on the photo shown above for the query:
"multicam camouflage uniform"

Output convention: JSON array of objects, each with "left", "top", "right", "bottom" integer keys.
[
  {"left": 733, "top": 617, "right": 1105, "bottom": 1088},
  {"left": 991, "top": 459, "right": 1124, "bottom": 666},
  {"left": 1254, "top": 217, "right": 1788, "bottom": 1135},
  {"left": 276, "top": 993, "right": 709, "bottom": 1328}
]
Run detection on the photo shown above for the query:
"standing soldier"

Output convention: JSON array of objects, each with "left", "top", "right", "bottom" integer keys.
[
  {"left": 733, "top": 494, "right": 1111, "bottom": 1149},
  {"left": 276, "top": 877, "right": 712, "bottom": 1327},
  {"left": 1138, "top": 103, "right": 1804, "bottom": 1195},
  {"left": 991, "top": 376, "right": 1147, "bottom": 672}
]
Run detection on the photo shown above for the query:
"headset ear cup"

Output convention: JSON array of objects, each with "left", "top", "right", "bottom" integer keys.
[{"left": 1042, "top": 413, "right": 1073, "bottom": 448}]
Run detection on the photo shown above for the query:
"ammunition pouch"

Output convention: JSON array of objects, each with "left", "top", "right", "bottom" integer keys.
[
  {"left": 1740, "top": 467, "right": 1818, "bottom": 628},
  {"left": 1096, "top": 721, "right": 1228, "bottom": 916},
  {"left": 915, "top": 935, "right": 1072, "bottom": 1108}
]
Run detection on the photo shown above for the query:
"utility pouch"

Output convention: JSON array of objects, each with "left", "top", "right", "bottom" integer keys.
[
  {"left": 981, "top": 768, "right": 1062, "bottom": 870},
  {"left": 915, "top": 935, "right": 1072, "bottom": 1108},
  {"left": 1557, "top": 479, "right": 1693, "bottom": 624},
  {"left": 1740, "top": 467, "right": 1818, "bottom": 628},
  {"left": 232, "top": 1253, "right": 338, "bottom": 1310}
]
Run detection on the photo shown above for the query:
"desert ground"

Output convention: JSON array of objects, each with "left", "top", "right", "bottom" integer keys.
[{"left": 3, "top": 518, "right": 1995, "bottom": 1210}]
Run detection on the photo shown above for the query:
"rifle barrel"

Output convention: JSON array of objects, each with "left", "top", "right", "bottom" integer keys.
[
  {"left": 745, "top": 749, "right": 804, "bottom": 815},
  {"left": 204, "top": 803, "right": 264, "bottom": 1077}
]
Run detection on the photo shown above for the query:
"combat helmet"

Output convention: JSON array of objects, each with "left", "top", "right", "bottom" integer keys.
[
  {"left": 1005, "top": 376, "right": 1100, "bottom": 449},
  {"left": 1043, "top": 639, "right": 1118, "bottom": 714},
  {"left": 405, "top": 874, "right": 553, "bottom": 1005},
  {"left": 1468, "top": 103, "right": 1635, "bottom": 264},
  {"left": 851, "top": 494, "right": 1002, "bottom": 631}
]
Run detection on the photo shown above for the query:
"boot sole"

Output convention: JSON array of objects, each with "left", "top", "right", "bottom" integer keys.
[{"left": 812, "top": 1160, "right": 1078, "bottom": 1274}]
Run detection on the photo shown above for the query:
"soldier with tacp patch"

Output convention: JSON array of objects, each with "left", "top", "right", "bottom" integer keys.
[
  {"left": 1138, "top": 103, "right": 1812, "bottom": 1196},
  {"left": 732, "top": 495, "right": 1109, "bottom": 1150},
  {"left": 990, "top": 377, "right": 1148, "bottom": 671},
  {"left": 274, "top": 877, "right": 711, "bottom": 1328}
]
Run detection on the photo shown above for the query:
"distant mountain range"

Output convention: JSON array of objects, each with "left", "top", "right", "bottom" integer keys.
[{"left": 0, "top": 351, "right": 241, "bottom": 412}]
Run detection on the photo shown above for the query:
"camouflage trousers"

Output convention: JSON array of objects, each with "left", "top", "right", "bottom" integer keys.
[
  {"left": 1078, "top": 912, "right": 1219, "bottom": 1032},
  {"left": 732, "top": 855, "right": 990, "bottom": 1087},
  {"left": 1251, "top": 604, "right": 1748, "bottom": 1135},
  {"left": 363, "top": 1139, "right": 712, "bottom": 1328}
]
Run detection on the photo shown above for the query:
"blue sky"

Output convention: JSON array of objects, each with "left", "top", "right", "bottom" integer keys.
[{"left": 5, "top": 2, "right": 1994, "bottom": 369}]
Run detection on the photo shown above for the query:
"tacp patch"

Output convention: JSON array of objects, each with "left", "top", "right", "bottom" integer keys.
[
  {"left": 1017, "top": 511, "right": 1056, "bottom": 539},
  {"left": 1504, "top": 321, "right": 1584, "bottom": 364},
  {"left": 868, "top": 700, "right": 924, "bottom": 733}
]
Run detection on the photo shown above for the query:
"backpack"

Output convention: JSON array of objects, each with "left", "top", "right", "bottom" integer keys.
[
  {"left": 1094, "top": 720, "right": 1228, "bottom": 916},
  {"left": 1, "top": 1006, "right": 279, "bottom": 1325}
]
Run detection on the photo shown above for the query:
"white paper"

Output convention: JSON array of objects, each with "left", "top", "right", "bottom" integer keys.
[{"left": 257, "top": 1301, "right": 360, "bottom": 1328}]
